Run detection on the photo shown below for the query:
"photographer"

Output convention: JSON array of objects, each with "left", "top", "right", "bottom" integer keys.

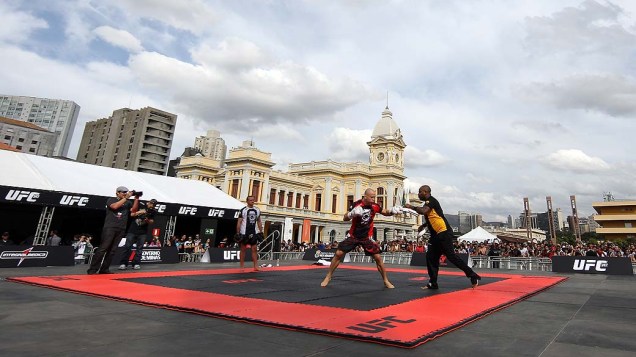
[
  {"left": 87, "top": 186, "right": 139, "bottom": 275},
  {"left": 118, "top": 197, "right": 157, "bottom": 270}
]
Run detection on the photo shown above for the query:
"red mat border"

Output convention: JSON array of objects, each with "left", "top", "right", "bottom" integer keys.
[{"left": 7, "top": 266, "right": 566, "bottom": 348}]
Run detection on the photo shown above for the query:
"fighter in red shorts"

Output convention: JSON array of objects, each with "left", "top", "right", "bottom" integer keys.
[{"left": 320, "top": 188, "right": 403, "bottom": 288}]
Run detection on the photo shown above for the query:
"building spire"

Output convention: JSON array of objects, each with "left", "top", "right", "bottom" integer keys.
[{"left": 386, "top": 91, "right": 389, "bottom": 109}]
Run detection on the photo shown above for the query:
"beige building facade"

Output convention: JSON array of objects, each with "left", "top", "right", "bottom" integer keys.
[
  {"left": 76, "top": 107, "right": 177, "bottom": 175},
  {"left": 176, "top": 107, "right": 420, "bottom": 244},
  {"left": 593, "top": 200, "right": 636, "bottom": 241}
]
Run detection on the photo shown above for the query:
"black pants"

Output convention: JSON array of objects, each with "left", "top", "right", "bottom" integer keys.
[
  {"left": 119, "top": 232, "right": 147, "bottom": 266},
  {"left": 426, "top": 230, "right": 476, "bottom": 284},
  {"left": 88, "top": 226, "right": 125, "bottom": 273}
]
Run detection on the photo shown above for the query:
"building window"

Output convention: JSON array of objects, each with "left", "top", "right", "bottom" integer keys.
[
  {"left": 295, "top": 193, "right": 301, "bottom": 208},
  {"left": 251, "top": 180, "right": 261, "bottom": 202},
  {"left": 278, "top": 190, "right": 285, "bottom": 206},
  {"left": 303, "top": 195, "right": 309, "bottom": 209},
  {"left": 287, "top": 192, "right": 293, "bottom": 207},
  {"left": 377, "top": 187, "right": 385, "bottom": 208},
  {"left": 269, "top": 188, "right": 276, "bottom": 205},
  {"left": 332, "top": 194, "right": 337, "bottom": 214},
  {"left": 315, "top": 194, "right": 322, "bottom": 211},
  {"left": 230, "top": 179, "right": 239, "bottom": 198},
  {"left": 347, "top": 195, "right": 354, "bottom": 210}
]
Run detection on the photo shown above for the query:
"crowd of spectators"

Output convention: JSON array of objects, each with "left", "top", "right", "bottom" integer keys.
[
  {"left": 273, "top": 237, "right": 636, "bottom": 263},
  {"left": 456, "top": 240, "right": 636, "bottom": 262}
]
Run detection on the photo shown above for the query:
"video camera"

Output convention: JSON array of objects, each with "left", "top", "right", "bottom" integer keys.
[{"left": 131, "top": 190, "right": 143, "bottom": 197}]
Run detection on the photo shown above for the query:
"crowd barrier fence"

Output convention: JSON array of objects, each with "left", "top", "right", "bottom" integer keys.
[{"left": 79, "top": 250, "right": 636, "bottom": 274}]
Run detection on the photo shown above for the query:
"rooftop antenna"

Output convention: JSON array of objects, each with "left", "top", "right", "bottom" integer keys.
[{"left": 386, "top": 91, "right": 389, "bottom": 109}]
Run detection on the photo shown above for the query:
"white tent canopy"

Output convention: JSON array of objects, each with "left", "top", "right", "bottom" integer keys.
[
  {"left": 457, "top": 226, "right": 498, "bottom": 243},
  {"left": 0, "top": 150, "right": 244, "bottom": 213}
]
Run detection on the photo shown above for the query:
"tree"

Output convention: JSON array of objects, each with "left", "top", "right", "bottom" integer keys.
[
  {"left": 581, "top": 231, "right": 599, "bottom": 244},
  {"left": 556, "top": 230, "right": 575, "bottom": 245}
]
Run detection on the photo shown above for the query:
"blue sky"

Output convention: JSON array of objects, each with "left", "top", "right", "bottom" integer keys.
[{"left": 1, "top": 0, "right": 635, "bottom": 222}]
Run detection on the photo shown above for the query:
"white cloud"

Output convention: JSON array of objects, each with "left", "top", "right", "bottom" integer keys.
[
  {"left": 127, "top": 44, "right": 372, "bottom": 128},
  {"left": 543, "top": 149, "right": 610, "bottom": 172},
  {"left": 519, "top": 74, "right": 636, "bottom": 116},
  {"left": 0, "top": 2, "right": 48, "bottom": 43},
  {"left": 326, "top": 128, "right": 371, "bottom": 162},
  {"left": 93, "top": 26, "right": 143, "bottom": 53},
  {"left": 111, "top": 0, "right": 219, "bottom": 35},
  {"left": 404, "top": 146, "right": 449, "bottom": 168}
]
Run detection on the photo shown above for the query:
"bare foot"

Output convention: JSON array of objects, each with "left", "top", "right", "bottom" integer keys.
[
  {"left": 253, "top": 267, "right": 261, "bottom": 272},
  {"left": 384, "top": 281, "right": 395, "bottom": 289},
  {"left": 320, "top": 276, "right": 331, "bottom": 287}
]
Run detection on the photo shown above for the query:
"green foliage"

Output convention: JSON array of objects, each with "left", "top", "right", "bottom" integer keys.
[
  {"left": 581, "top": 232, "right": 599, "bottom": 245},
  {"left": 556, "top": 230, "right": 575, "bottom": 245}
]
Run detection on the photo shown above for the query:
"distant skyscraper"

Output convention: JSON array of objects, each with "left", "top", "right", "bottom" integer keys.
[
  {"left": 194, "top": 129, "right": 227, "bottom": 162},
  {"left": 0, "top": 95, "right": 80, "bottom": 157},
  {"left": 507, "top": 214, "right": 516, "bottom": 228},
  {"left": 76, "top": 107, "right": 177, "bottom": 175}
]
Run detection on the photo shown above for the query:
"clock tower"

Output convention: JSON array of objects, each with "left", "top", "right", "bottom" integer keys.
[{"left": 367, "top": 106, "right": 406, "bottom": 173}]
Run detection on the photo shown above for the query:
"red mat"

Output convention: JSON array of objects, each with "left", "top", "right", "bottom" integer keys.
[{"left": 8, "top": 266, "right": 566, "bottom": 348}]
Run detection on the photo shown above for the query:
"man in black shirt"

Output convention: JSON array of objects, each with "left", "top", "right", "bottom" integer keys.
[
  {"left": 405, "top": 185, "right": 481, "bottom": 289},
  {"left": 118, "top": 199, "right": 157, "bottom": 270},
  {"left": 87, "top": 186, "right": 139, "bottom": 275}
]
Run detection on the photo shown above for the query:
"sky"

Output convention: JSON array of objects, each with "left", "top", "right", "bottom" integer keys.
[{"left": 1, "top": 0, "right": 635, "bottom": 223}]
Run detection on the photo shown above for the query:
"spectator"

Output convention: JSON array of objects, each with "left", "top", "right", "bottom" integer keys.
[
  {"left": 47, "top": 230, "right": 62, "bottom": 246},
  {"left": 0, "top": 232, "right": 14, "bottom": 246}
]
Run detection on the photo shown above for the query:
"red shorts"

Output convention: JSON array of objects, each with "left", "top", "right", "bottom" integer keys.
[{"left": 337, "top": 235, "right": 381, "bottom": 256}]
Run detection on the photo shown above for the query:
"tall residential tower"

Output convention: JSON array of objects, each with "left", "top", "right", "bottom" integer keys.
[{"left": 76, "top": 107, "right": 177, "bottom": 175}]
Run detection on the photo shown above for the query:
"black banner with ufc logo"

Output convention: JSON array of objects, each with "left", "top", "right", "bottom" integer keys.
[{"left": 551, "top": 256, "right": 633, "bottom": 275}]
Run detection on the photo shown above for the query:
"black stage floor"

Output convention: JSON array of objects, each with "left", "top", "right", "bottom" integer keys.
[{"left": 2, "top": 261, "right": 636, "bottom": 356}]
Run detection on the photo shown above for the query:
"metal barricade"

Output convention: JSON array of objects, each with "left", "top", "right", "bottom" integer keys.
[{"left": 470, "top": 256, "right": 488, "bottom": 269}]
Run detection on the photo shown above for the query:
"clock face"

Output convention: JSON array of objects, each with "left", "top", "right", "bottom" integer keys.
[{"left": 377, "top": 152, "right": 385, "bottom": 161}]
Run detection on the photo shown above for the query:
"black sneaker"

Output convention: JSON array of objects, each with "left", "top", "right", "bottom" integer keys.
[
  {"left": 470, "top": 274, "right": 481, "bottom": 288},
  {"left": 87, "top": 270, "right": 97, "bottom": 275},
  {"left": 422, "top": 282, "right": 439, "bottom": 290}
]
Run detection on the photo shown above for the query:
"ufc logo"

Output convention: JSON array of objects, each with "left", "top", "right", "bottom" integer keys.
[
  {"left": 207, "top": 209, "right": 225, "bottom": 217},
  {"left": 5, "top": 190, "right": 39, "bottom": 202},
  {"left": 178, "top": 206, "right": 197, "bottom": 215},
  {"left": 573, "top": 259, "right": 608, "bottom": 271},
  {"left": 155, "top": 204, "right": 166, "bottom": 213},
  {"left": 347, "top": 316, "right": 416, "bottom": 333},
  {"left": 60, "top": 195, "right": 89, "bottom": 206},
  {"left": 224, "top": 251, "right": 239, "bottom": 260}
]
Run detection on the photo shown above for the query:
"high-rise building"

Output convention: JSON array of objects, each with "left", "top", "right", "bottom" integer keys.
[
  {"left": 0, "top": 95, "right": 80, "bottom": 157},
  {"left": 0, "top": 116, "right": 57, "bottom": 156},
  {"left": 507, "top": 214, "right": 516, "bottom": 228},
  {"left": 76, "top": 107, "right": 177, "bottom": 175},
  {"left": 194, "top": 129, "right": 227, "bottom": 162}
]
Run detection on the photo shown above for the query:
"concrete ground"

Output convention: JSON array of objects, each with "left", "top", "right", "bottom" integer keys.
[{"left": 1, "top": 261, "right": 635, "bottom": 357}]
